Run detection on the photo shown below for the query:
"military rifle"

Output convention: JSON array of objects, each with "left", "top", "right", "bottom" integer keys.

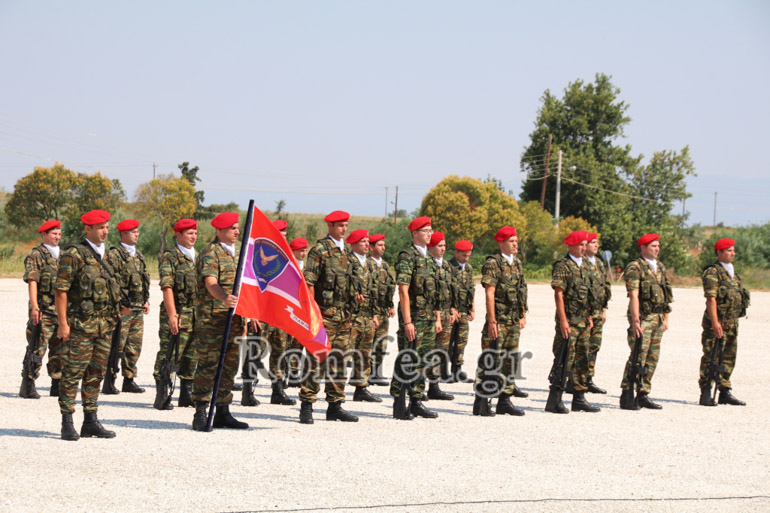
[
  {"left": 621, "top": 335, "right": 648, "bottom": 409},
  {"left": 545, "top": 336, "right": 572, "bottom": 413},
  {"left": 445, "top": 320, "right": 460, "bottom": 382},
  {"left": 20, "top": 319, "right": 43, "bottom": 396},
  {"left": 393, "top": 337, "right": 417, "bottom": 420},
  {"left": 154, "top": 332, "right": 181, "bottom": 410},
  {"left": 473, "top": 337, "right": 499, "bottom": 416},
  {"left": 102, "top": 317, "right": 125, "bottom": 394},
  {"left": 705, "top": 336, "right": 726, "bottom": 403}
]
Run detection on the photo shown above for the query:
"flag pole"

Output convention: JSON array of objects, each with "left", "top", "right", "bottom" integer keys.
[{"left": 205, "top": 199, "right": 255, "bottom": 432}]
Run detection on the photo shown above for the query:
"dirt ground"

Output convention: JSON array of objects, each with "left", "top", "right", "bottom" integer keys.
[{"left": 1, "top": 279, "right": 768, "bottom": 513}]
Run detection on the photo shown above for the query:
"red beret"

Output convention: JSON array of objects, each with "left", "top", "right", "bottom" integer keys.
[
  {"left": 428, "top": 232, "right": 445, "bottom": 247},
  {"left": 346, "top": 229, "right": 369, "bottom": 244},
  {"left": 564, "top": 230, "right": 588, "bottom": 246},
  {"left": 211, "top": 212, "right": 239, "bottom": 229},
  {"left": 408, "top": 216, "right": 431, "bottom": 231},
  {"left": 80, "top": 210, "right": 110, "bottom": 225},
  {"left": 455, "top": 240, "right": 473, "bottom": 251},
  {"left": 714, "top": 238, "right": 735, "bottom": 251},
  {"left": 494, "top": 226, "right": 517, "bottom": 242},
  {"left": 38, "top": 220, "right": 61, "bottom": 233},
  {"left": 369, "top": 234, "right": 385, "bottom": 243},
  {"left": 587, "top": 233, "right": 598, "bottom": 242},
  {"left": 273, "top": 219, "right": 288, "bottom": 231},
  {"left": 174, "top": 218, "right": 197, "bottom": 232},
  {"left": 324, "top": 210, "right": 350, "bottom": 223},
  {"left": 289, "top": 237, "right": 308, "bottom": 251},
  {"left": 636, "top": 233, "right": 659, "bottom": 246},
  {"left": 116, "top": 219, "right": 140, "bottom": 232}
]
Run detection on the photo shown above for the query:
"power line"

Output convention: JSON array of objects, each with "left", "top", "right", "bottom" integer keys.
[{"left": 559, "top": 175, "right": 657, "bottom": 202}]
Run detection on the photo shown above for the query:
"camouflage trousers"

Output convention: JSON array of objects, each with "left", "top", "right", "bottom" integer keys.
[
  {"left": 286, "top": 336, "right": 304, "bottom": 375},
  {"left": 153, "top": 306, "right": 198, "bottom": 381},
  {"left": 118, "top": 310, "right": 144, "bottom": 379},
  {"left": 587, "top": 314, "right": 604, "bottom": 378},
  {"left": 699, "top": 317, "right": 739, "bottom": 390},
  {"left": 621, "top": 313, "right": 664, "bottom": 394},
  {"left": 455, "top": 312, "right": 470, "bottom": 366},
  {"left": 553, "top": 317, "right": 590, "bottom": 393},
  {"left": 350, "top": 313, "right": 376, "bottom": 387},
  {"left": 371, "top": 317, "right": 391, "bottom": 369},
  {"left": 389, "top": 313, "right": 436, "bottom": 400},
  {"left": 191, "top": 315, "right": 244, "bottom": 406},
  {"left": 58, "top": 316, "right": 117, "bottom": 414},
  {"left": 24, "top": 312, "right": 62, "bottom": 380},
  {"left": 476, "top": 319, "right": 522, "bottom": 396},
  {"left": 427, "top": 310, "right": 452, "bottom": 381},
  {"left": 240, "top": 322, "right": 267, "bottom": 383},
  {"left": 265, "top": 324, "right": 290, "bottom": 381},
  {"left": 299, "top": 318, "right": 352, "bottom": 404}
]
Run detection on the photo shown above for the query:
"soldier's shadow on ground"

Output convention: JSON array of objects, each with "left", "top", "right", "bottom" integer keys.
[
  {"left": 101, "top": 418, "right": 272, "bottom": 431},
  {"left": 0, "top": 428, "right": 59, "bottom": 439}
]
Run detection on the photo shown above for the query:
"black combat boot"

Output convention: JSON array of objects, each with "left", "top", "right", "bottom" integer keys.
[
  {"left": 50, "top": 378, "right": 60, "bottom": 397},
  {"left": 427, "top": 382, "right": 454, "bottom": 401},
  {"left": 409, "top": 398, "right": 438, "bottom": 419},
  {"left": 213, "top": 404, "right": 249, "bottom": 429},
  {"left": 368, "top": 363, "right": 389, "bottom": 386},
  {"left": 637, "top": 393, "right": 662, "bottom": 410},
  {"left": 455, "top": 366, "right": 473, "bottom": 383},
  {"left": 101, "top": 372, "right": 120, "bottom": 395},
  {"left": 178, "top": 379, "right": 194, "bottom": 408},
  {"left": 153, "top": 379, "right": 173, "bottom": 410},
  {"left": 353, "top": 386, "right": 382, "bottom": 402},
  {"left": 571, "top": 391, "right": 601, "bottom": 412},
  {"left": 299, "top": 401, "right": 314, "bottom": 424},
  {"left": 80, "top": 411, "right": 116, "bottom": 438},
  {"left": 619, "top": 389, "right": 640, "bottom": 410},
  {"left": 544, "top": 388, "right": 569, "bottom": 414},
  {"left": 511, "top": 384, "right": 529, "bottom": 398},
  {"left": 326, "top": 402, "right": 359, "bottom": 422},
  {"left": 586, "top": 378, "right": 607, "bottom": 394},
  {"left": 61, "top": 413, "right": 79, "bottom": 441},
  {"left": 472, "top": 396, "right": 496, "bottom": 417},
  {"left": 270, "top": 380, "right": 296, "bottom": 406},
  {"left": 19, "top": 375, "right": 41, "bottom": 399},
  {"left": 718, "top": 388, "right": 746, "bottom": 406},
  {"left": 241, "top": 382, "right": 260, "bottom": 407},
  {"left": 192, "top": 402, "right": 209, "bottom": 431},
  {"left": 122, "top": 377, "right": 145, "bottom": 393},
  {"left": 496, "top": 393, "right": 525, "bottom": 416},
  {"left": 699, "top": 387, "right": 717, "bottom": 406}
]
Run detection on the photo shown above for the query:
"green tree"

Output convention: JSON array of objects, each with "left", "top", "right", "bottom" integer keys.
[
  {"left": 134, "top": 174, "right": 197, "bottom": 257},
  {"left": 4, "top": 165, "right": 76, "bottom": 228},
  {"left": 179, "top": 161, "right": 205, "bottom": 216},
  {"left": 65, "top": 173, "right": 125, "bottom": 237},
  {"left": 518, "top": 200, "right": 555, "bottom": 264}
]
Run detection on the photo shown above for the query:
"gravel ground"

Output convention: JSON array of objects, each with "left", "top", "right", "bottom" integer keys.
[{"left": 1, "top": 278, "right": 768, "bottom": 513}]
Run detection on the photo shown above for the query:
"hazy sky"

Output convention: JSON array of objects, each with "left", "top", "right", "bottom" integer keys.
[{"left": 1, "top": 1, "right": 768, "bottom": 227}]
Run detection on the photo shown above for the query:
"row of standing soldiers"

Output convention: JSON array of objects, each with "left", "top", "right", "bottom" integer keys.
[{"left": 19, "top": 210, "right": 750, "bottom": 438}]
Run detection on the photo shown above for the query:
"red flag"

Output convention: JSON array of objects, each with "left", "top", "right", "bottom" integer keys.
[{"left": 234, "top": 205, "right": 330, "bottom": 361}]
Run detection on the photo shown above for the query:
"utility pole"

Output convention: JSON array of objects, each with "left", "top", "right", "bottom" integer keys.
[
  {"left": 554, "top": 150, "right": 563, "bottom": 227},
  {"left": 153, "top": 162, "right": 157, "bottom": 179},
  {"left": 539, "top": 134, "right": 553, "bottom": 209},
  {"left": 385, "top": 187, "right": 389, "bottom": 218},
  {"left": 713, "top": 192, "right": 717, "bottom": 226},
  {"left": 393, "top": 186, "right": 399, "bottom": 225}
]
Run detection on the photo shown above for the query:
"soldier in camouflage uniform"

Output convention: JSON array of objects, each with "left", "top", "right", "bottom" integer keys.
[
  {"left": 55, "top": 210, "right": 124, "bottom": 440},
  {"left": 152, "top": 218, "right": 199, "bottom": 410},
  {"left": 20, "top": 220, "right": 63, "bottom": 399},
  {"left": 620, "top": 233, "right": 672, "bottom": 410},
  {"left": 698, "top": 238, "right": 749, "bottom": 406},
  {"left": 547, "top": 230, "right": 600, "bottom": 414},
  {"left": 389, "top": 216, "right": 440, "bottom": 420},
  {"left": 475, "top": 226, "right": 527, "bottom": 417},
  {"left": 103, "top": 219, "right": 150, "bottom": 394},
  {"left": 299, "top": 210, "right": 360, "bottom": 424},
  {"left": 426, "top": 232, "right": 456, "bottom": 401},
  {"left": 191, "top": 212, "right": 249, "bottom": 431},
  {"left": 368, "top": 233, "right": 395, "bottom": 387},
  {"left": 346, "top": 229, "right": 381, "bottom": 403},
  {"left": 584, "top": 233, "right": 611, "bottom": 394},
  {"left": 448, "top": 240, "right": 475, "bottom": 384}
]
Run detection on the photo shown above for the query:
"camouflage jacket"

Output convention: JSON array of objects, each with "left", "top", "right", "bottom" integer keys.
[
  {"left": 702, "top": 262, "right": 750, "bottom": 320},
  {"left": 395, "top": 245, "right": 438, "bottom": 320},
  {"left": 23, "top": 244, "right": 59, "bottom": 314},
  {"left": 159, "top": 246, "right": 197, "bottom": 311},
  {"left": 350, "top": 253, "right": 378, "bottom": 318},
  {"left": 55, "top": 241, "right": 122, "bottom": 321},
  {"left": 585, "top": 255, "right": 612, "bottom": 316},
  {"left": 551, "top": 254, "right": 591, "bottom": 321},
  {"left": 105, "top": 244, "right": 150, "bottom": 308},
  {"left": 624, "top": 258, "right": 673, "bottom": 317},
  {"left": 483, "top": 253, "right": 527, "bottom": 324},
  {"left": 197, "top": 241, "right": 238, "bottom": 321},
  {"left": 434, "top": 258, "right": 456, "bottom": 313},
  {"left": 304, "top": 236, "right": 353, "bottom": 323},
  {"left": 369, "top": 256, "right": 395, "bottom": 317},
  {"left": 449, "top": 258, "right": 474, "bottom": 314}
]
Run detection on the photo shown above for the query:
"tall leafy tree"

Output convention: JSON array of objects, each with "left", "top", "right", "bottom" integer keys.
[
  {"left": 179, "top": 161, "right": 205, "bottom": 216},
  {"left": 134, "top": 174, "right": 197, "bottom": 257}
]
